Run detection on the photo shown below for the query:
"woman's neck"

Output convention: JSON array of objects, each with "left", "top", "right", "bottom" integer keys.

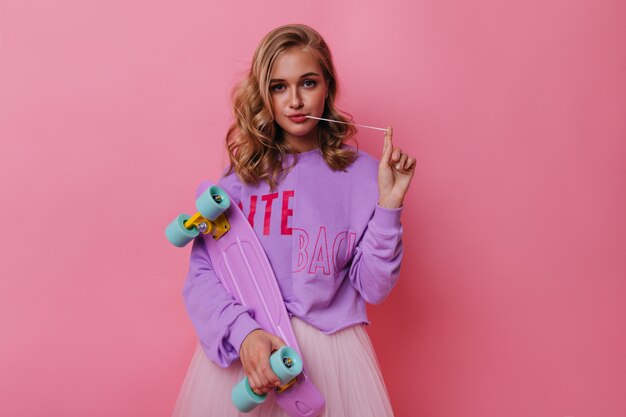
[{"left": 282, "top": 127, "right": 320, "bottom": 153}]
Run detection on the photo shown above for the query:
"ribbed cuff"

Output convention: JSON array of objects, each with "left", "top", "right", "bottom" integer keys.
[
  {"left": 372, "top": 202, "right": 403, "bottom": 230},
  {"left": 228, "top": 313, "right": 262, "bottom": 355}
]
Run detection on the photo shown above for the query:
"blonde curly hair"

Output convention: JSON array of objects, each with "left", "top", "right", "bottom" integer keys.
[{"left": 224, "top": 23, "right": 358, "bottom": 190}]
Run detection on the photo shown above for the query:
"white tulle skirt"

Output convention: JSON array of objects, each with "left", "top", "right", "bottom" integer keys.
[{"left": 172, "top": 317, "right": 395, "bottom": 417}]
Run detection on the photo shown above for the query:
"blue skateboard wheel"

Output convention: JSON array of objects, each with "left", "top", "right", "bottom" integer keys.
[
  {"left": 165, "top": 214, "right": 199, "bottom": 247},
  {"left": 196, "top": 185, "right": 230, "bottom": 220},
  {"left": 231, "top": 346, "right": 303, "bottom": 413},
  {"left": 231, "top": 378, "right": 267, "bottom": 413},
  {"left": 270, "top": 346, "right": 303, "bottom": 381}
]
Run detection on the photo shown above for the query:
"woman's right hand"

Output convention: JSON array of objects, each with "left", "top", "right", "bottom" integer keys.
[{"left": 239, "top": 329, "right": 286, "bottom": 395}]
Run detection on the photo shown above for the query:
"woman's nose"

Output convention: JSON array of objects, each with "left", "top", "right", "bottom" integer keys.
[{"left": 289, "top": 89, "right": 303, "bottom": 108}]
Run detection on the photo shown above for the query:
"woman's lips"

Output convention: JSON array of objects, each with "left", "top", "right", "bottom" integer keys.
[{"left": 288, "top": 115, "right": 308, "bottom": 123}]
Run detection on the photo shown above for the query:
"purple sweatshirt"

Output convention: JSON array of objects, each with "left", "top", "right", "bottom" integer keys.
[{"left": 182, "top": 145, "right": 404, "bottom": 367}]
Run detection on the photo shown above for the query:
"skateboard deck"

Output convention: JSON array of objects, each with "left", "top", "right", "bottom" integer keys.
[{"left": 167, "top": 181, "right": 325, "bottom": 416}]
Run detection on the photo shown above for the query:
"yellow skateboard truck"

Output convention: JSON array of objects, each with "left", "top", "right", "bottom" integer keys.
[
  {"left": 183, "top": 212, "right": 231, "bottom": 241},
  {"left": 165, "top": 184, "right": 233, "bottom": 248}
]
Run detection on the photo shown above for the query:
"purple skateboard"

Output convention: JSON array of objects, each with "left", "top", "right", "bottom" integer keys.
[{"left": 168, "top": 181, "right": 325, "bottom": 416}]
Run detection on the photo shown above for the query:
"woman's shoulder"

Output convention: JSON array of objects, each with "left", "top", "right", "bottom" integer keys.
[
  {"left": 339, "top": 144, "right": 379, "bottom": 200},
  {"left": 194, "top": 166, "right": 244, "bottom": 204},
  {"left": 342, "top": 144, "right": 379, "bottom": 174}
]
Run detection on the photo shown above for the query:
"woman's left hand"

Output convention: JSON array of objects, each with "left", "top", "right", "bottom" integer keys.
[{"left": 378, "top": 126, "right": 416, "bottom": 209}]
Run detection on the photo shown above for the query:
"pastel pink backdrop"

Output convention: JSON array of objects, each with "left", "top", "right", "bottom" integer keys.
[{"left": 1, "top": 0, "right": 624, "bottom": 416}]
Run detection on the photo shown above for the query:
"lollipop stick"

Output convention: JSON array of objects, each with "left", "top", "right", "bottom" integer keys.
[{"left": 305, "top": 116, "right": 389, "bottom": 133}]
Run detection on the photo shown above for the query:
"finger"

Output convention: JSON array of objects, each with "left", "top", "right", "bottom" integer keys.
[
  {"left": 381, "top": 126, "right": 393, "bottom": 164},
  {"left": 260, "top": 360, "right": 281, "bottom": 387},
  {"left": 395, "top": 153, "right": 409, "bottom": 170},
  {"left": 270, "top": 335, "right": 287, "bottom": 350},
  {"left": 248, "top": 372, "right": 264, "bottom": 396},
  {"left": 246, "top": 352, "right": 270, "bottom": 394},
  {"left": 253, "top": 367, "right": 274, "bottom": 393},
  {"left": 405, "top": 157, "right": 417, "bottom": 171},
  {"left": 391, "top": 147, "right": 402, "bottom": 163}
]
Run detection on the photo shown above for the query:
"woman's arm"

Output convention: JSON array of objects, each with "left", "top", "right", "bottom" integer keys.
[
  {"left": 347, "top": 204, "right": 404, "bottom": 304},
  {"left": 348, "top": 125, "right": 416, "bottom": 303}
]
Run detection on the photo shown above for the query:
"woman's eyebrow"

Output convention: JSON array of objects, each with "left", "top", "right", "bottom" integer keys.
[{"left": 270, "top": 72, "right": 320, "bottom": 83}]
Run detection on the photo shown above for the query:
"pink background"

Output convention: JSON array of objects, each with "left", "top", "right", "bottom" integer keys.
[{"left": 1, "top": 0, "right": 625, "bottom": 416}]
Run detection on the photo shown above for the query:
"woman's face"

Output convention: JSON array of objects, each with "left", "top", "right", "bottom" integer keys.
[{"left": 268, "top": 46, "right": 328, "bottom": 152}]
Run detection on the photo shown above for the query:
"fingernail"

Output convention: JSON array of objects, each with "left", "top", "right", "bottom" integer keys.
[{"left": 396, "top": 164, "right": 400, "bottom": 169}]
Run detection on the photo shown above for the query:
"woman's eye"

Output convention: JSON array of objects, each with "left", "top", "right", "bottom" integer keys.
[
  {"left": 303, "top": 80, "right": 317, "bottom": 88},
  {"left": 271, "top": 84, "right": 285, "bottom": 92}
]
